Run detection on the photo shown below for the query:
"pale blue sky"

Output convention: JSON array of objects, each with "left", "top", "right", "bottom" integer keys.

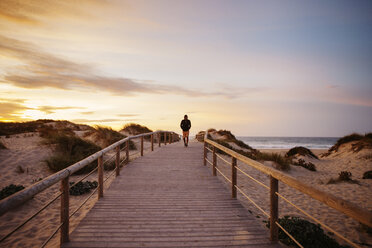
[{"left": 0, "top": 0, "right": 371, "bottom": 136}]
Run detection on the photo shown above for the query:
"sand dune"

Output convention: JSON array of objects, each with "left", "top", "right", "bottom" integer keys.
[{"left": 204, "top": 131, "right": 372, "bottom": 247}]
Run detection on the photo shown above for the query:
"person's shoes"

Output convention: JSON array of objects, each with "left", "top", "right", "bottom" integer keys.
[
  {"left": 184, "top": 143, "right": 186, "bottom": 147},
  {"left": 186, "top": 143, "right": 188, "bottom": 147}
]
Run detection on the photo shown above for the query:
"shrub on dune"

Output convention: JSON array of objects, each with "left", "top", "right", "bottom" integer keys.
[
  {"left": 121, "top": 123, "right": 153, "bottom": 135},
  {"left": 363, "top": 170, "right": 372, "bottom": 179},
  {"left": 286, "top": 146, "right": 318, "bottom": 159},
  {"left": 256, "top": 152, "right": 291, "bottom": 171},
  {"left": 0, "top": 184, "right": 25, "bottom": 200},
  {"left": 0, "top": 119, "right": 53, "bottom": 136},
  {"left": 92, "top": 126, "right": 126, "bottom": 147},
  {"left": 266, "top": 216, "right": 349, "bottom": 248},
  {"left": 327, "top": 133, "right": 372, "bottom": 154},
  {"left": 44, "top": 134, "right": 101, "bottom": 174},
  {"left": 327, "top": 171, "right": 359, "bottom": 184}
]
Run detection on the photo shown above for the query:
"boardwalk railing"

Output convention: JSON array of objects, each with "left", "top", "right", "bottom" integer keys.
[
  {"left": 0, "top": 130, "right": 179, "bottom": 247},
  {"left": 203, "top": 136, "right": 372, "bottom": 248}
]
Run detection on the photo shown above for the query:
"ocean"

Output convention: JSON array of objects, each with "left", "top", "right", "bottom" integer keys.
[{"left": 237, "top": 136, "right": 339, "bottom": 150}]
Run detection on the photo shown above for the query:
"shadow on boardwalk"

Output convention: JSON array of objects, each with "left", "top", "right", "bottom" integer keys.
[{"left": 63, "top": 141, "right": 280, "bottom": 247}]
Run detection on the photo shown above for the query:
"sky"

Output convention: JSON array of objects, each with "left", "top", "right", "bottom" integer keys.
[{"left": 0, "top": 0, "right": 371, "bottom": 137}]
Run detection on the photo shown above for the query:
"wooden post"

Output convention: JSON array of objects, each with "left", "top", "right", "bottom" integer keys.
[
  {"left": 169, "top": 132, "right": 172, "bottom": 144},
  {"left": 270, "top": 176, "right": 279, "bottom": 242},
  {"left": 115, "top": 146, "right": 120, "bottom": 176},
  {"left": 151, "top": 134, "right": 154, "bottom": 151},
  {"left": 164, "top": 132, "right": 167, "bottom": 145},
  {"left": 232, "top": 157, "right": 237, "bottom": 198},
  {"left": 60, "top": 177, "right": 69, "bottom": 243},
  {"left": 126, "top": 140, "right": 129, "bottom": 162},
  {"left": 212, "top": 146, "right": 217, "bottom": 176},
  {"left": 141, "top": 136, "right": 144, "bottom": 156},
  {"left": 98, "top": 156, "right": 103, "bottom": 199},
  {"left": 158, "top": 133, "right": 161, "bottom": 147},
  {"left": 203, "top": 142, "right": 207, "bottom": 166}
]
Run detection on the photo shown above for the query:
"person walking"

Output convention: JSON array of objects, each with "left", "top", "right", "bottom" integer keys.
[{"left": 180, "top": 115, "right": 191, "bottom": 147}]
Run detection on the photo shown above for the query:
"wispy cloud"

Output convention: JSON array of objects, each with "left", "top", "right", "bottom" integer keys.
[
  {"left": 0, "top": 0, "right": 106, "bottom": 26},
  {"left": 36, "top": 106, "right": 83, "bottom": 114},
  {"left": 0, "top": 35, "right": 261, "bottom": 99},
  {"left": 117, "top": 114, "right": 139, "bottom": 117},
  {"left": 0, "top": 98, "right": 30, "bottom": 120},
  {"left": 80, "top": 111, "right": 95, "bottom": 115},
  {"left": 72, "top": 118, "right": 134, "bottom": 123}
]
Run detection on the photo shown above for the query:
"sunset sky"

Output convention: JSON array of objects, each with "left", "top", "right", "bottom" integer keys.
[{"left": 0, "top": 0, "right": 371, "bottom": 136}]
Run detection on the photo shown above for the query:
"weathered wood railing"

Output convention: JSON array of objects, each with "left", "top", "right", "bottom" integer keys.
[
  {"left": 203, "top": 136, "right": 372, "bottom": 248},
  {"left": 0, "top": 130, "right": 179, "bottom": 247}
]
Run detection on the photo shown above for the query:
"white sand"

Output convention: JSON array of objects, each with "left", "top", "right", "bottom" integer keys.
[
  {"left": 205, "top": 142, "right": 372, "bottom": 246},
  {"left": 0, "top": 132, "right": 147, "bottom": 248}
]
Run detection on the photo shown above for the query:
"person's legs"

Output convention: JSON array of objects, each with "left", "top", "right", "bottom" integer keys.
[
  {"left": 182, "top": 131, "right": 187, "bottom": 146},
  {"left": 185, "top": 131, "right": 189, "bottom": 146}
]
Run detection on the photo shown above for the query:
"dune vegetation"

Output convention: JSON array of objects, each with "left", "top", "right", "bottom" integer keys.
[
  {"left": 0, "top": 184, "right": 25, "bottom": 200},
  {"left": 286, "top": 146, "right": 318, "bottom": 159},
  {"left": 0, "top": 119, "right": 93, "bottom": 136},
  {"left": 265, "top": 216, "right": 349, "bottom": 248},
  {"left": 84, "top": 126, "right": 135, "bottom": 150},
  {"left": 325, "top": 133, "right": 372, "bottom": 155},
  {"left": 121, "top": 123, "right": 153, "bottom": 135},
  {"left": 44, "top": 132, "right": 101, "bottom": 174},
  {"left": 206, "top": 129, "right": 291, "bottom": 171}
]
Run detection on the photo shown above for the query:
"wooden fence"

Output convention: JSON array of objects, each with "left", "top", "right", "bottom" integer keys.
[
  {"left": 203, "top": 136, "right": 372, "bottom": 248},
  {"left": 0, "top": 130, "right": 179, "bottom": 247}
]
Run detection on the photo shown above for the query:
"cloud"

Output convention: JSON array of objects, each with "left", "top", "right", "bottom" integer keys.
[
  {"left": 117, "top": 114, "right": 139, "bottom": 117},
  {"left": 36, "top": 106, "right": 83, "bottom": 114},
  {"left": 0, "top": 99, "right": 30, "bottom": 120},
  {"left": 0, "top": 35, "right": 260, "bottom": 99},
  {"left": 72, "top": 118, "right": 132, "bottom": 123},
  {"left": 0, "top": 0, "right": 106, "bottom": 26},
  {"left": 80, "top": 111, "right": 95, "bottom": 115}
]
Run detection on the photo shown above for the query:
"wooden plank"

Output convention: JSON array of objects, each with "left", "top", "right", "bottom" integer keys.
[{"left": 64, "top": 142, "right": 279, "bottom": 248}]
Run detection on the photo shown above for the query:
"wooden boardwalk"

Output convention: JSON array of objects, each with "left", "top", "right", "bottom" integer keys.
[{"left": 63, "top": 141, "right": 280, "bottom": 248}]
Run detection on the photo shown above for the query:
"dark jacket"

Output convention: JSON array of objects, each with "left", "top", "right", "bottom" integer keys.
[{"left": 180, "top": 119, "right": 191, "bottom": 131}]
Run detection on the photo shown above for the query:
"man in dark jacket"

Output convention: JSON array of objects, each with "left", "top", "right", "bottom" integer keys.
[{"left": 180, "top": 115, "right": 191, "bottom": 147}]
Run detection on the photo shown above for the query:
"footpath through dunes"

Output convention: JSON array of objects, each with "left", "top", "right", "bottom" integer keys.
[{"left": 63, "top": 141, "right": 280, "bottom": 248}]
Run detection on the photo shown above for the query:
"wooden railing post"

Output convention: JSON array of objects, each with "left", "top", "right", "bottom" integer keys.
[
  {"left": 115, "top": 146, "right": 120, "bottom": 176},
  {"left": 151, "top": 134, "right": 154, "bottom": 151},
  {"left": 212, "top": 146, "right": 217, "bottom": 176},
  {"left": 60, "top": 176, "right": 69, "bottom": 244},
  {"left": 164, "top": 132, "right": 166, "bottom": 145},
  {"left": 141, "top": 136, "right": 144, "bottom": 156},
  {"left": 232, "top": 157, "right": 237, "bottom": 198},
  {"left": 158, "top": 133, "right": 161, "bottom": 147},
  {"left": 126, "top": 140, "right": 129, "bottom": 162},
  {"left": 270, "top": 175, "right": 279, "bottom": 242},
  {"left": 203, "top": 142, "right": 207, "bottom": 166},
  {"left": 98, "top": 156, "right": 103, "bottom": 199}
]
